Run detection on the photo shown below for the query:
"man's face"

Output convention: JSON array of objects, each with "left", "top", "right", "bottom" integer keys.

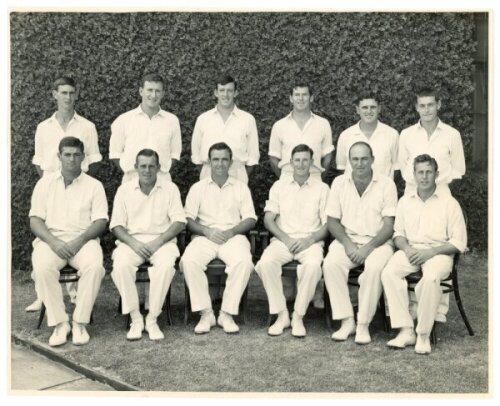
[
  {"left": 209, "top": 149, "right": 232, "bottom": 177},
  {"left": 214, "top": 82, "right": 238, "bottom": 108},
  {"left": 291, "top": 150, "right": 312, "bottom": 178},
  {"left": 135, "top": 155, "right": 160, "bottom": 187},
  {"left": 414, "top": 161, "right": 438, "bottom": 193},
  {"left": 290, "top": 87, "right": 313, "bottom": 112},
  {"left": 415, "top": 95, "right": 441, "bottom": 123},
  {"left": 356, "top": 99, "right": 380, "bottom": 125},
  {"left": 349, "top": 144, "right": 374, "bottom": 178},
  {"left": 52, "top": 85, "right": 77, "bottom": 110},
  {"left": 139, "top": 81, "right": 164, "bottom": 110},
  {"left": 58, "top": 146, "right": 84, "bottom": 173}
]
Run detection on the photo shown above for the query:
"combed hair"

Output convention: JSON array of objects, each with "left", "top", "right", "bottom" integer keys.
[
  {"left": 415, "top": 87, "right": 440, "bottom": 103},
  {"left": 141, "top": 73, "right": 165, "bottom": 88},
  {"left": 413, "top": 154, "right": 439, "bottom": 172},
  {"left": 355, "top": 93, "right": 380, "bottom": 105},
  {"left": 349, "top": 141, "right": 373, "bottom": 158},
  {"left": 136, "top": 148, "right": 160, "bottom": 166},
  {"left": 290, "top": 83, "right": 312, "bottom": 96},
  {"left": 53, "top": 76, "right": 76, "bottom": 91},
  {"left": 291, "top": 143, "right": 314, "bottom": 159},
  {"left": 58, "top": 136, "right": 84, "bottom": 154},
  {"left": 208, "top": 142, "right": 233, "bottom": 160},
  {"left": 216, "top": 73, "right": 237, "bottom": 90}
]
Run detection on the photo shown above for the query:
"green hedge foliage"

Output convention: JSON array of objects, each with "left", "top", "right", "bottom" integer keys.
[{"left": 10, "top": 12, "right": 485, "bottom": 271}]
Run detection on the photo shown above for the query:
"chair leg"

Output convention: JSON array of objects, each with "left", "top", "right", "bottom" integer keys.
[
  {"left": 240, "top": 287, "right": 248, "bottom": 325},
  {"left": 37, "top": 304, "right": 46, "bottom": 329},
  {"left": 323, "top": 284, "right": 332, "bottom": 330},
  {"left": 166, "top": 289, "right": 173, "bottom": 326},
  {"left": 430, "top": 324, "right": 437, "bottom": 345},
  {"left": 184, "top": 281, "right": 190, "bottom": 325},
  {"left": 452, "top": 279, "right": 475, "bottom": 336},
  {"left": 379, "top": 294, "right": 390, "bottom": 332}
]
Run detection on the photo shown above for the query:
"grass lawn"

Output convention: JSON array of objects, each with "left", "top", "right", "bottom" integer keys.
[{"left": 10, "top": 251, "right": 489, "bottom": 393}]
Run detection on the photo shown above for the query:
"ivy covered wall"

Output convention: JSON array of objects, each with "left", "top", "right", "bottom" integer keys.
[{"left": 10, "top": 12, "right": 486, "bottom": 270}]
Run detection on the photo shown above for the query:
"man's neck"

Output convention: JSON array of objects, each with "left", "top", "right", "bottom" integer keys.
[
  {"left": 61, "top": 169, "right": 81, "bottom": 187},
  {"left": 420, "top": 117, "right": 439, "bottom": 136},
  {"left": 292, "top": 109, "right": 312, "bottom": 120},
  {"left": 141, "top": 103, "right": 160, "bottom": 119},
  {"left": 293, "top": 173, "right": 310, "bottom": 186},
  {"left": 359, "top": 120, "right": 378, "bottom": 137},
  {"left": 56, "top": 108, "right": 74, "bottom": 122},
  {"left": 217, "top": 104, "right": 235, "bottom": 123},
  {"left": 352, "top": 171, "right": 373, "bottom": 186},
  {"left": 139, "top": 180, "right": 156, "bottom": 195},
  {"left": 211, "top": 173, "right": 229, "bottom": 188},
  {"left": 417, "top": 185, "right": 437, "bottom": 201}
]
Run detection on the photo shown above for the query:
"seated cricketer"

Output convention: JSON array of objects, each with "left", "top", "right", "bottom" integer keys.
[
  {"left": 180, "top": 142, "right": 256, "bottom": 335},
  {"left": 323, "top": 141, "right": 397, "bottom": 344},
  {"left": 381, "top": 154, "right": 467, "bottom": 355},
  {"left": 255, "top": 144, "right": 329, "bottom": 337},
  {"left": 29, "top": 136, "right": 107, "bottom": 347},
  {"left": 110, "top": 149, "right": 186, "bottom": 341}
]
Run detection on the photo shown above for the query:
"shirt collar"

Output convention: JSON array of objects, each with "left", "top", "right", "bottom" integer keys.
[
  {"left": 410, "top": 185, "right": 442, "bottom": 200},
  {"left": 135, "top": 105, "right": 166, "bottom": 118},
  {"left": 133, "top": 178, "right": 163, "bottom": 192},
  {"left": 212, "top": 105, "right": 240, "bottom": 116},
  {"left": 289, "top": 175, "right": 313, "bottom": 187},
  {"left": 208, "top": 175, "right": 235, "bottom": 188},
  {"left": 286, "top": 111, "right": 315, "bottom": 120},
  {"left": 55, "top": 170, "right": 85, "bottom": 184},
  {"left": 348, "top": 171, "right": 378, "bottom": 184},
  {"left": 48, "top": 111, "right": 79, "bottom": 123},
  {"left": 417, "top": 118, "right": 443, "bottom": 130},
  {"left": 355, "top": 120, "right": 380, "bottom": 135}
]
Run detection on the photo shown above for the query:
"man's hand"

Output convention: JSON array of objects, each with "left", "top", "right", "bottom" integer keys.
[
  {"left": 49, "top": 238, "right": 76, "bottom": 261},
  {"left": 65, "top": 236, "right": 86, "bottom": 258},
  {"left": 350, "top": 244, "right": 374, "bottom": 265},
  {"left": 204, "top": 228, "right": 230, "bottom": 245},
  {"left": 129, "top": 239, "right": 154, "bottom": 260},
  {"left": 407, "top": 248, "right": 436, "bottom": 266},
  {"left": 344, "top": 240, "right": 360, "bottom": 264},
  {"left": 144, "top": 238, "right": 164, "bottom": 257},
  {"left": 289, "top": 236, "right": 314, "bottom": 254}
]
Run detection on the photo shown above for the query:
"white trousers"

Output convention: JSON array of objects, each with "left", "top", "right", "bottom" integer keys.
[
  {"left": 381, "top": 250, "right": 453, "bottom": 334},
  {"left": 179, "top": 235, "right": 253, "bottom": 315},
  {"left": 323, "top": 240, "right": 394, "bottom": 323},
  {"left": 255, "top": 239, "right": 323, "bottom": 316},
  {"left": 31, "top": 240, "right": 104, "bottom": 327},
  {"left": 111, "top": 241, "right": 179, "bottom": 319}
]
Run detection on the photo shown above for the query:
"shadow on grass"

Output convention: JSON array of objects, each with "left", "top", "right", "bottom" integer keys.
[{"left": 10, "top": 251, "right": 489, "bottom": 393}]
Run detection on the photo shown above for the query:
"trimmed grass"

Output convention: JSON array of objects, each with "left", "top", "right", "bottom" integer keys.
[{"left": 10, "top": 252, "right": 488, "bottom": 393}]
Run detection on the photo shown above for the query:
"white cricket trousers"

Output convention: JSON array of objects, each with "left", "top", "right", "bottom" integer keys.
[
  {"left": 381, "top": 250, "right": 453, "bottom": 334},
  {"left": 255, "top": 239, "right": 323, "bottom": 316},
  {"left": 323, "top": 240, "right": 393, "bottom": 323},
  {"left": 111, "top": 241, "right": 179, "bottom": 319},
  {"left": 31, "top": 239, "right": 104, "bottom": 327},
  {"left": 179, "top": 235, "right": 253, "bottom": 315}
]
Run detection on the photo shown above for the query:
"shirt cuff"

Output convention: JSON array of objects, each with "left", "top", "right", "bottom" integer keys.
[
  {"left": 264, "top": 201, "right": 279, "bottom": 213},
  {"left": 268, "top": 150, "right": 282, "bottom": 160},
  {"left": 170, "top": 215, "right": 187, "bottom": 224},
  {"left": 191, "top": 155, "right": 204, "bottom": 165},
  {"left": 381, "top": 208, "right": 397, "bottom": 217},
  {"left": 449, "top": 238, "right": 467, "bottom": 253},
  {"left": 246, "top": 157, "right": 260, "bottom": 166},
  {"left": 321, "top": 145, "right": 335, "bottom": 156},
  {"left": 109, "top": 151, "right": 122, "bottom": 160},
  {"left": 171, "top": 152, "right": 181, "bottom": 161},
  {"left": 393, "top": 230, "right": 406, "bottom": 239},
  {"left": 32, "top": 156, "right": 42, "bottom": 166},
  {"left": 87, "top": 153, "right": 103, "bottom": 164}
]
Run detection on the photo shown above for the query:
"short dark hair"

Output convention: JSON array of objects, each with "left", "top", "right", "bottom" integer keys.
[
  {"left": 290, "top": 83, "right": 312, "bottom": 96},
  {"left": 355, "top": 93, "right": 380, "bottom": 105},
  {"left": 216, "top": 74, "right": 237, "bottom": 91},
  {"left": 291, "top": 144, "right": 314, "bottom": 159},
  {"left": 208, "top": 142, "right": 233, "bottom": 160},
  {"left": 58, "top": 136, "right": 84, "bottom": 154},
  {"left": 349, "top": 141, "right": 373, "bottom": 158},
  {"left": 415, "top": 87, "right": 440, "bottom": 103},
  {"left": 141, "top": 73, "right": 165, "bottom": 88},
  {"left": 53, "top": 76, "right": 76, "bottom": 91},
  {"left": 136, "top": 148, "right": 160, "bottom": 166},
  {"left": 413, "top": 154, "right": 439, "bottom": 172}
]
